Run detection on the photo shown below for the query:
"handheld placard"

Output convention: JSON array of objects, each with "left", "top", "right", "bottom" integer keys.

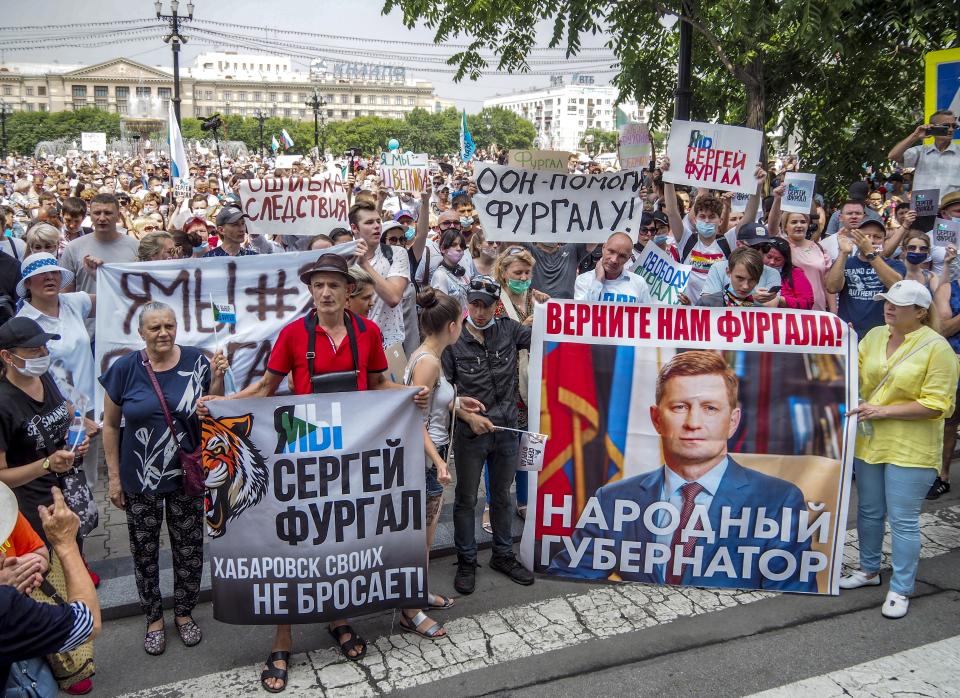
[{"left": 209, "top": 294, "right": 239, "bottom": 394}]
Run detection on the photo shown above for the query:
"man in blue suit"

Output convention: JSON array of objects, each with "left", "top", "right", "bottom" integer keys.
[{"left": 548, "top": 350, "right": 818, "bottom": 592}]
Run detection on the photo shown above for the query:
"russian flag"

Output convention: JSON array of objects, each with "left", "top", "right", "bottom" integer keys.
[
  {"left": 168, "top": 100, "right": 189, "bottom": 186},
  {"left": 281, "top": 129, "right": 294, "bottom": 148}
]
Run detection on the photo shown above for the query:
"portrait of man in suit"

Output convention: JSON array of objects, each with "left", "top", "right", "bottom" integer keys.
[{"left": 548, "top": 350, "right": 818, "bottom": 592}]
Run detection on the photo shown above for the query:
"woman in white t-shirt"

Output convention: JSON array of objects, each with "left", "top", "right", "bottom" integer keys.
[{"left": 15, "top": 253, "right": 98, "bottom": 416}]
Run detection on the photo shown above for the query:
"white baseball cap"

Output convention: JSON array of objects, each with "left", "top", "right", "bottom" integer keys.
[
  {"left": 0, "top": 481, "right": 17, "bottom": 545},
  {"left": 873, "top": 279, "right": 932, "bottom": 309}
]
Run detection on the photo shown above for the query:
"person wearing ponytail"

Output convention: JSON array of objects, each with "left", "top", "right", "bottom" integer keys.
[
  {"left": 898, "top": 230, "right": 939, "bottom": 294},
  {"left": 430, "top": 229, "right": 470, "bottom": 311},
  {"left": 399, "top": 288, "right": 485, "bottom": 638}
]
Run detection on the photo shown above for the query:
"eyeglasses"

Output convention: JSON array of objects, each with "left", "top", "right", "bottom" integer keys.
[
  {"left": 638, "top": 226, "right": 656, "bottom": 234},
  {"left": 142, "top": 225, "right": 159, "bottom": 232},
  {"left": 439, "top": 222, "right": 459, "bottom": 230},
  {"left": 385, "top": 236, "right": 405, "bottom": 245},
  {"left": 468, "top": 278, "right": 501, "bottom": 296}
]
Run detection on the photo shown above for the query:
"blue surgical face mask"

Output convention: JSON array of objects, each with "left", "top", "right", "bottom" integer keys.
[
  {"left": 404, "top": 226, "right": 415, "bottom": 241},
  {"left": 906, "top": 251, "right": 929, "bottom": 265},
  {"left": 459, "top": 216, "right": 474, "bottom": 228},
  {"left": 654, "top": 234, "right": 669, "bottom": 246},
  {"left": 696, "top": 221, "right": 717, "bottom": 237},
  {"left": 193, "top": 243, "right": 208, "bottom": 254}
]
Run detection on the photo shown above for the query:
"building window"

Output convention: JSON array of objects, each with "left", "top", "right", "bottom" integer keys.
[
  {"left": 205, "top": 90, "right": 213, "bottom": 100},
  {"left": 268, "top": 91, "right": 277, "bottom": 101},
  {"left": 37, "top": 86, "right": 46, "bottom": 96},
  {"left": 327, "top": 109, "right": 334, "bottom": 118},
  {"left": 95, "top": 98, "right": 108, "bottom": 110},
  {"left": 341, "top": 109, "right": 348, "bottom": 119},
  {"left": 117, "top": 102, "right": 128, "bottom": 115},
  {"left": 284, "top": 107, "right": 291, "bottom": 117},
  {"left": 354, "top": 95, "right": 361, "bottom": 104},
  {"left": 136, "top": 86, "right": 151, "bottom": 97},
  {"left": 72, "top": 85, "right": 87, "bottom": 98},
  {"left": 355, "top": 110, "right": 361, "bottom": 118},
  {"left": 340, "top": 94, "right": 348, "bottom": 104},
  {"left": 395, "top": 96, "right": 402, "bottom": 105},
  {"left": 25, "top": 87, "right": 34, "bottom": 97},
  {"left": 238, "top": 91, "right": 246, "bottom": 101},
  {"left": 194, "top": 107, "right": 202, "bottom": 117},
  {"left": 158, "top": 87, "right": 171, "bottom": 100},
  {"left": 406, "top": 97, "right": 414, "bottom": 106},
  {"left": 298, "top": 92, "right": 307, "bottom": 101},
  {"left": 94, "top": 85, "right": 108, "bottom": 98},
  {"left": 283, "top": 92, "right": 291, "bottom": 102},
  {"left": 25, "top": 103, "right": 34, "bottom": 112},
  {"left": 367, "top": 95, "right": 376, "bottom": 105},
  {"left": 325, "top": 94, "right": 334, "bottom": 103},
  {"left": 381, "top": 95, "right": 389, "bottom": 105},
  {"left": 116, "top": 86, "right": 129, "bottom": 98},
  {"left": 1, "top": 85, "right": 11, "bottom": 96},
  {"left": 223, "top": 91, "right": 233, "bottom": 101},
  {"left": 252, "top": 91, "right": 261, "bottom": 101},
  {"left": 38, "top": 103, "right": 47, "bottom": 112}
]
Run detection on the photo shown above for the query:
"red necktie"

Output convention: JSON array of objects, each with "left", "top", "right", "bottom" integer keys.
[{"left": 665, "top": 482, "right": 706, "bottom": 585}]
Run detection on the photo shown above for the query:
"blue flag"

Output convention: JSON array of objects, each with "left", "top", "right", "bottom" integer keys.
[{"left": 460, "top": 110, "right": 476, "bottom": 163}]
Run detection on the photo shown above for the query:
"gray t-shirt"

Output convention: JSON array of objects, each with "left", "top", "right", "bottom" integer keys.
[
  {"left": 60, "top": 231, "right": 139, "bottom": 336},
  {"left": 525, "top": 243, "right": 589, "bottom": 299}
]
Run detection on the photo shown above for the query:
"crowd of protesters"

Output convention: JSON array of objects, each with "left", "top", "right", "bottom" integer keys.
[{"left": 0, "top": 107, "right": 958, "bottom": 693}]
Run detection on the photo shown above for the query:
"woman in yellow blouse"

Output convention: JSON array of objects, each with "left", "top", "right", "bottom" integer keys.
[{"left": 843, "top": 280, "right": 959, "bottom": 618}]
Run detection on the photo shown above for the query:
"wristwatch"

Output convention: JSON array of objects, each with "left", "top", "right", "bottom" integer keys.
[
  {"left": 42, "top": 457, "right": 51, "bottom": 471},
  {"left": 864, "top": 251, "right": 878, "bottom": 261}
]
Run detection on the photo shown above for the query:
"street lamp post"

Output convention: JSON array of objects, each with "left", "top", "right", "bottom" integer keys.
[
  {"left": 0, "top": 101, "right": 10, "bottom": 158},
  {"left": 659, "top": 4, "right": 693, "bottom": 121},
  {"left": 254, "top": 109, "right": 267, "bottom": 158},
  {"left": 155, "top": 0, "right": 194, "bottom": 127},
  {"left": 305, "top": 89, "right": 327, "bottom": 157}
]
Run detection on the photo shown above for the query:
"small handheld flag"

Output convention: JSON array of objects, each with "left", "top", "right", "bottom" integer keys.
[
  {"left": 460, "top": 110, "right": 476, "bottom": 163},
  {"left": 281, "top": 129, "right": 295, "bottom": 149},
  {"left": 271, "top": 135, "right": 280, "bottom": 153},
  {"left": 212, "top": 303, "right": 237, "bottom": 325}
]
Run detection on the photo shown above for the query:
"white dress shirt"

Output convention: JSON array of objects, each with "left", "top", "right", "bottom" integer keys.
[{"left": 902, "top": 143, "right": 960, "bottom": 197}]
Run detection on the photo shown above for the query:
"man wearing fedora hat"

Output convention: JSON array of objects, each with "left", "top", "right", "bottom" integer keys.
[{"left": 199, "top": 252, "right": 428, "bottom": 693}]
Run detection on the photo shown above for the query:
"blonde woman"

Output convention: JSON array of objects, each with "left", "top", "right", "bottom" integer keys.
[
  {"left": 136, "top": 231, "right": 176, "bottom": 262},
  {"left": 769, "top": 187, "right": 831, "bottom": 311},
  {"left": 24, "top": 223, "right": 63, "bottom": 258}
]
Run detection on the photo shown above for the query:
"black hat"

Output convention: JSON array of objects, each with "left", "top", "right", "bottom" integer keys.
[
  {"left": 736, "top": 222, "right": 770, "bottom": 246},
  {"left": 0, "top": 317, "right": 60, "bottom": 350},
  {"left": 299, "top": 253, "right": 352, "bottom": 285},
  {"left": 215, "top": 205, "right": 249, "bottom": 227},
  {"left": 466, "top": 275, "right": 501, "bottom": 307},
  {"left": 651, "top": 211, "right": 669, "bottom": 226},
  {"left": 848, "top": 181, "right": 870, "bottom": 201}
]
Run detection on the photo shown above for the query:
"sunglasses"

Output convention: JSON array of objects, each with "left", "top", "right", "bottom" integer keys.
[
  {"left": 384, "top": 236, "right": 405, "bottom": 245},
  {"left": 468, "top": 278, "right": 500, "bottom": 296},
  {"left": 439, "top": 222, "right": 459, "bottom": 230},
  {"left": 638, "top": 226, "right": 656, "bottom": 234},
  {"left": 505, "top": 246, "right": 524, "bottom": 256},
  {"left": 142, "top": 225, "right": 159, "bottom": 232}
]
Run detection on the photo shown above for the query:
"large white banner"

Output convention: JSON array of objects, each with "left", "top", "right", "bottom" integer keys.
[
  {"left": 94, "top": 244, "right": 357, "bottom": 416},
  {"left": 81, "top": 132, "right": 107, "bottom": 153},
  {"left": 474, "top": 163, "right": 644, "bottom": 243},
  {"left": 663, "top": 120, "right": 763, "bottom": 194},
  {"left": 236, "top": 175, "right": 349, "bottom": 236}
]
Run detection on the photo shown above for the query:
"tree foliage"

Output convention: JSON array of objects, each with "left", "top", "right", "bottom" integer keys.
[
  {"left": 580, "top": 127, "right": 618, "bottom": 153},
  {"left": 383, "top": 0, "right": 957, "bottom": 200},
  {"left": 5, "top": 109, "right": 121, "bottom": 155}
]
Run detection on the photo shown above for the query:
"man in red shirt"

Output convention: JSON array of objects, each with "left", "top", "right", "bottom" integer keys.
[{"left": 200, "top": 252, "right": 427, "bottom": 693}]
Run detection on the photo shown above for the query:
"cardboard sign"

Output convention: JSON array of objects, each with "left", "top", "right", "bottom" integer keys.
[
  {"left": 380, "top": 152, "right": 429, "bottom": 193},
  {"left": 508, "top": 149, "right": 574, "bottom": 173},
  {"left": 80, "top": 132, "right": 106, "bottom": 153},
  {"left": 731, "top": 192, "right": 752, "bottom": 212},
  {"left": 932, "top": 218, "right": 960, "bottom": 247},
  {"left": 474, "top": 163, "right": 643, "bottom": 243},
  {"left": 631, "top": 242, "right": 693, "bottom": 305},
  {"left": 237, "top": 174, "right": 349, "bottom": 236},
  {"left": 910, "top": 189, "right": 940, "bottom": 216},
  {"left": 618, "top": 123, "right": 652, "bottom": 170},
  {"left": 663, "top": 120, "right": 763, "bottom": 194},
  {"left": 172, "top": 180, "right": 195, "bottom": 200},
  {"left": 781, "top": 172, "right": 817, "bottom": 215}
]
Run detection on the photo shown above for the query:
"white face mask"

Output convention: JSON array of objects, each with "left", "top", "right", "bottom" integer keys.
[
  {"left": 466, "top": 314, "right": 495, "bottom": 331},
  {"left": 10, "top": 354, "right": 50, "bottom": 377}
]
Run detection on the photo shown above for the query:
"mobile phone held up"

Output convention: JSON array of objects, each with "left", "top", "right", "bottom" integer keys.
[{"left": 926, "top": 124, "right": 953, "bottom": 137}]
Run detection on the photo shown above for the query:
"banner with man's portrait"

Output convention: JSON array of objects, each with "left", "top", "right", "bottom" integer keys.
[{"left": 519, "top": 301, "right": 857, "bottom": 595}]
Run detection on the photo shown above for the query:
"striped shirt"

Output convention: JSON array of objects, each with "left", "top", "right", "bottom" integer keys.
[{"left": 60, "top": 602, "right": 95, "bottom": 652}]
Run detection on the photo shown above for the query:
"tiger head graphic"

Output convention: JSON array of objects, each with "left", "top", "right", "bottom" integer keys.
[{"left": 201, "top": 414, "right": 269, "bottom": 539}]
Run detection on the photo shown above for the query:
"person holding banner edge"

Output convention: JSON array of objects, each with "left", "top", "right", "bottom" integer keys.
[{"left": 197, "top": 253, "right": 429, "bottom": 692}]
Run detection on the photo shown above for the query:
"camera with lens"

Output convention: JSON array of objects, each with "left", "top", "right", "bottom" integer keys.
[{"left": 201, "top": 114, "right": 224, "bottom": 133}]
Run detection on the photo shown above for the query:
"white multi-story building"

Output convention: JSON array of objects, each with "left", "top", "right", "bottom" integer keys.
[{"left": 483, "top": 75, "right": 648, "bottom": 152}]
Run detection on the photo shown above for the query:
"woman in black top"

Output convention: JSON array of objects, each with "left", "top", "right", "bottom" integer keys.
[{"left": 0, "top": 317, "right": 88, "bottom": 542}]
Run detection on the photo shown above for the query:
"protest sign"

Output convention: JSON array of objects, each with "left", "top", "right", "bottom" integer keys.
[
  {"left": 782, "top": 172, "right": 817, "bottom": 214},
  {"left": 237, "top": 175, "right": 349, "bottom": 236},
  {"left": 274, "top": 154, "right": 302, "bottom": 170},
  {"left": 618, "top": 123, "right": 652, "bottom": 170},
  {"left": 517, "top": 431, "right": 548, "bottom": 472},
  {"left": 203, "top": 389, "right": 427, "bottom": 624},
  {"left": 80, "top": 132, "right": 106, "bottom": 153},
  {"left": 384, "top": 343, "right": 407, "bottom": 384},
  {"left": 172, "top": 179, "right": 195, "bottom": 200},
  {"left": 932, "top": 218, "right": 960, "bottom": 247},
  {"left": 508, "top": 149, "right": 574, "bottom": 173},
  {"left": 910, "top": 189, "right": 940, "bottom": 216},
  {"left": 380, "top": 152, "right": 429, "bottom": 192},
  {"left": 663, "top": 120, "right": 763, "bottom": 194},
  {"left": 630, "top": 243, "right": 693, "bottom": 305},
  {"left": 473, "top": 163, "right": 643, "bottom": 243},
  {"left": 730, "top": 192, "right": 752, "bottom": 212},
  {"left": 520, "top": 301, "right": 855, "bottom": 595},
  {"left": 94, "top": 244, "right": 358, "bottom": 417}
]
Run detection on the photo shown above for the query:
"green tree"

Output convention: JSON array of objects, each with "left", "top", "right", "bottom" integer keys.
[
  {"left": 580, "top": 127, "right": 618, "bottom": 154},
  {"left": 468, "top": 107, "right": 537, "bottom": 151},
  {"left": 383, "top": 0, "right": 955, "bottom": 200},
  {"left": 7, "top": 109, "right": 121, "bottom": 155}
]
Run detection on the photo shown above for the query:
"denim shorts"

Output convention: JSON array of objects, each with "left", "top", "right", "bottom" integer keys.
[{"left": 425, "top": 444, "right": 448, "bottom": 498}]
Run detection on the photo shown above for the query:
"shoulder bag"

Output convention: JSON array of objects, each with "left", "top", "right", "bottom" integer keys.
[
  {"left": 140, "top": 350, "right": 205, "bottom": 497},
  {"left": 306, "top": 310, "right": 362, "bottom": 394}
]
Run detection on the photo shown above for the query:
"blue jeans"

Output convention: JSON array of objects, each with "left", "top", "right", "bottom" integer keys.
[
  {"left": 853, "top": 458, "right": 937, "bottom": 595},
  {"left": 483, "top": 462, "right": 528, "bottom": 507},
  {"left": 453, "top": 427, "right": 519, "bottom": 562},
  {"left": 5, "top": 657, "right": 57, "bottom": 698}
]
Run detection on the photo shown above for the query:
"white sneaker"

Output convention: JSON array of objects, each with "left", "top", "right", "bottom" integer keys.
[
  {"left": 839, "top": 570, "right": 881, "bottom": 589},
  {"left": 881, "top": 590, "right": 909, "bottom": 619}
]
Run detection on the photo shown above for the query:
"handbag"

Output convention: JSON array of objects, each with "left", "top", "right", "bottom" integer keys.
[
  {"left": 305, "top": 310, "right": 361, "bottom": 394},
  {"left": 32, "top": 411, "right": 99, "bottom": 538},
  {"left": 29, "top": 552, "right": 95, "bottom": 690},
  {"left": 140, "top": 350, "right": 204, "bottom": 497}
]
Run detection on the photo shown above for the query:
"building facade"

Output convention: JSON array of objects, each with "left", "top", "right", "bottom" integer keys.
[
  {"left": 0, "top": 52, "right": 443, "bottom": 122},
  {"left": 483, "top": 76, "right": 648, "bottom": 152}
]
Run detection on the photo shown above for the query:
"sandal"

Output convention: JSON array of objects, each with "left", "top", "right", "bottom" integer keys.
[
  {"left": 175, "top": 617, "right": 202, "bottom": 647},
  {"left": 428, "top": 592, "right": 456, "bottom": 610},
  {"left": 399, "top": 610, "right": 446, "bottom": 639},
  {"left": 260, "top": 650, "right": 290, "bottom": 693},
  {"left": 328, "top": 624, "right": 367, "bottom": 662},
  {"left": 482, "top": 505, "right": 492, "bottom": 534},
  {"left": 144, "top": 623, "right": 166, "bottom": 656}
]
